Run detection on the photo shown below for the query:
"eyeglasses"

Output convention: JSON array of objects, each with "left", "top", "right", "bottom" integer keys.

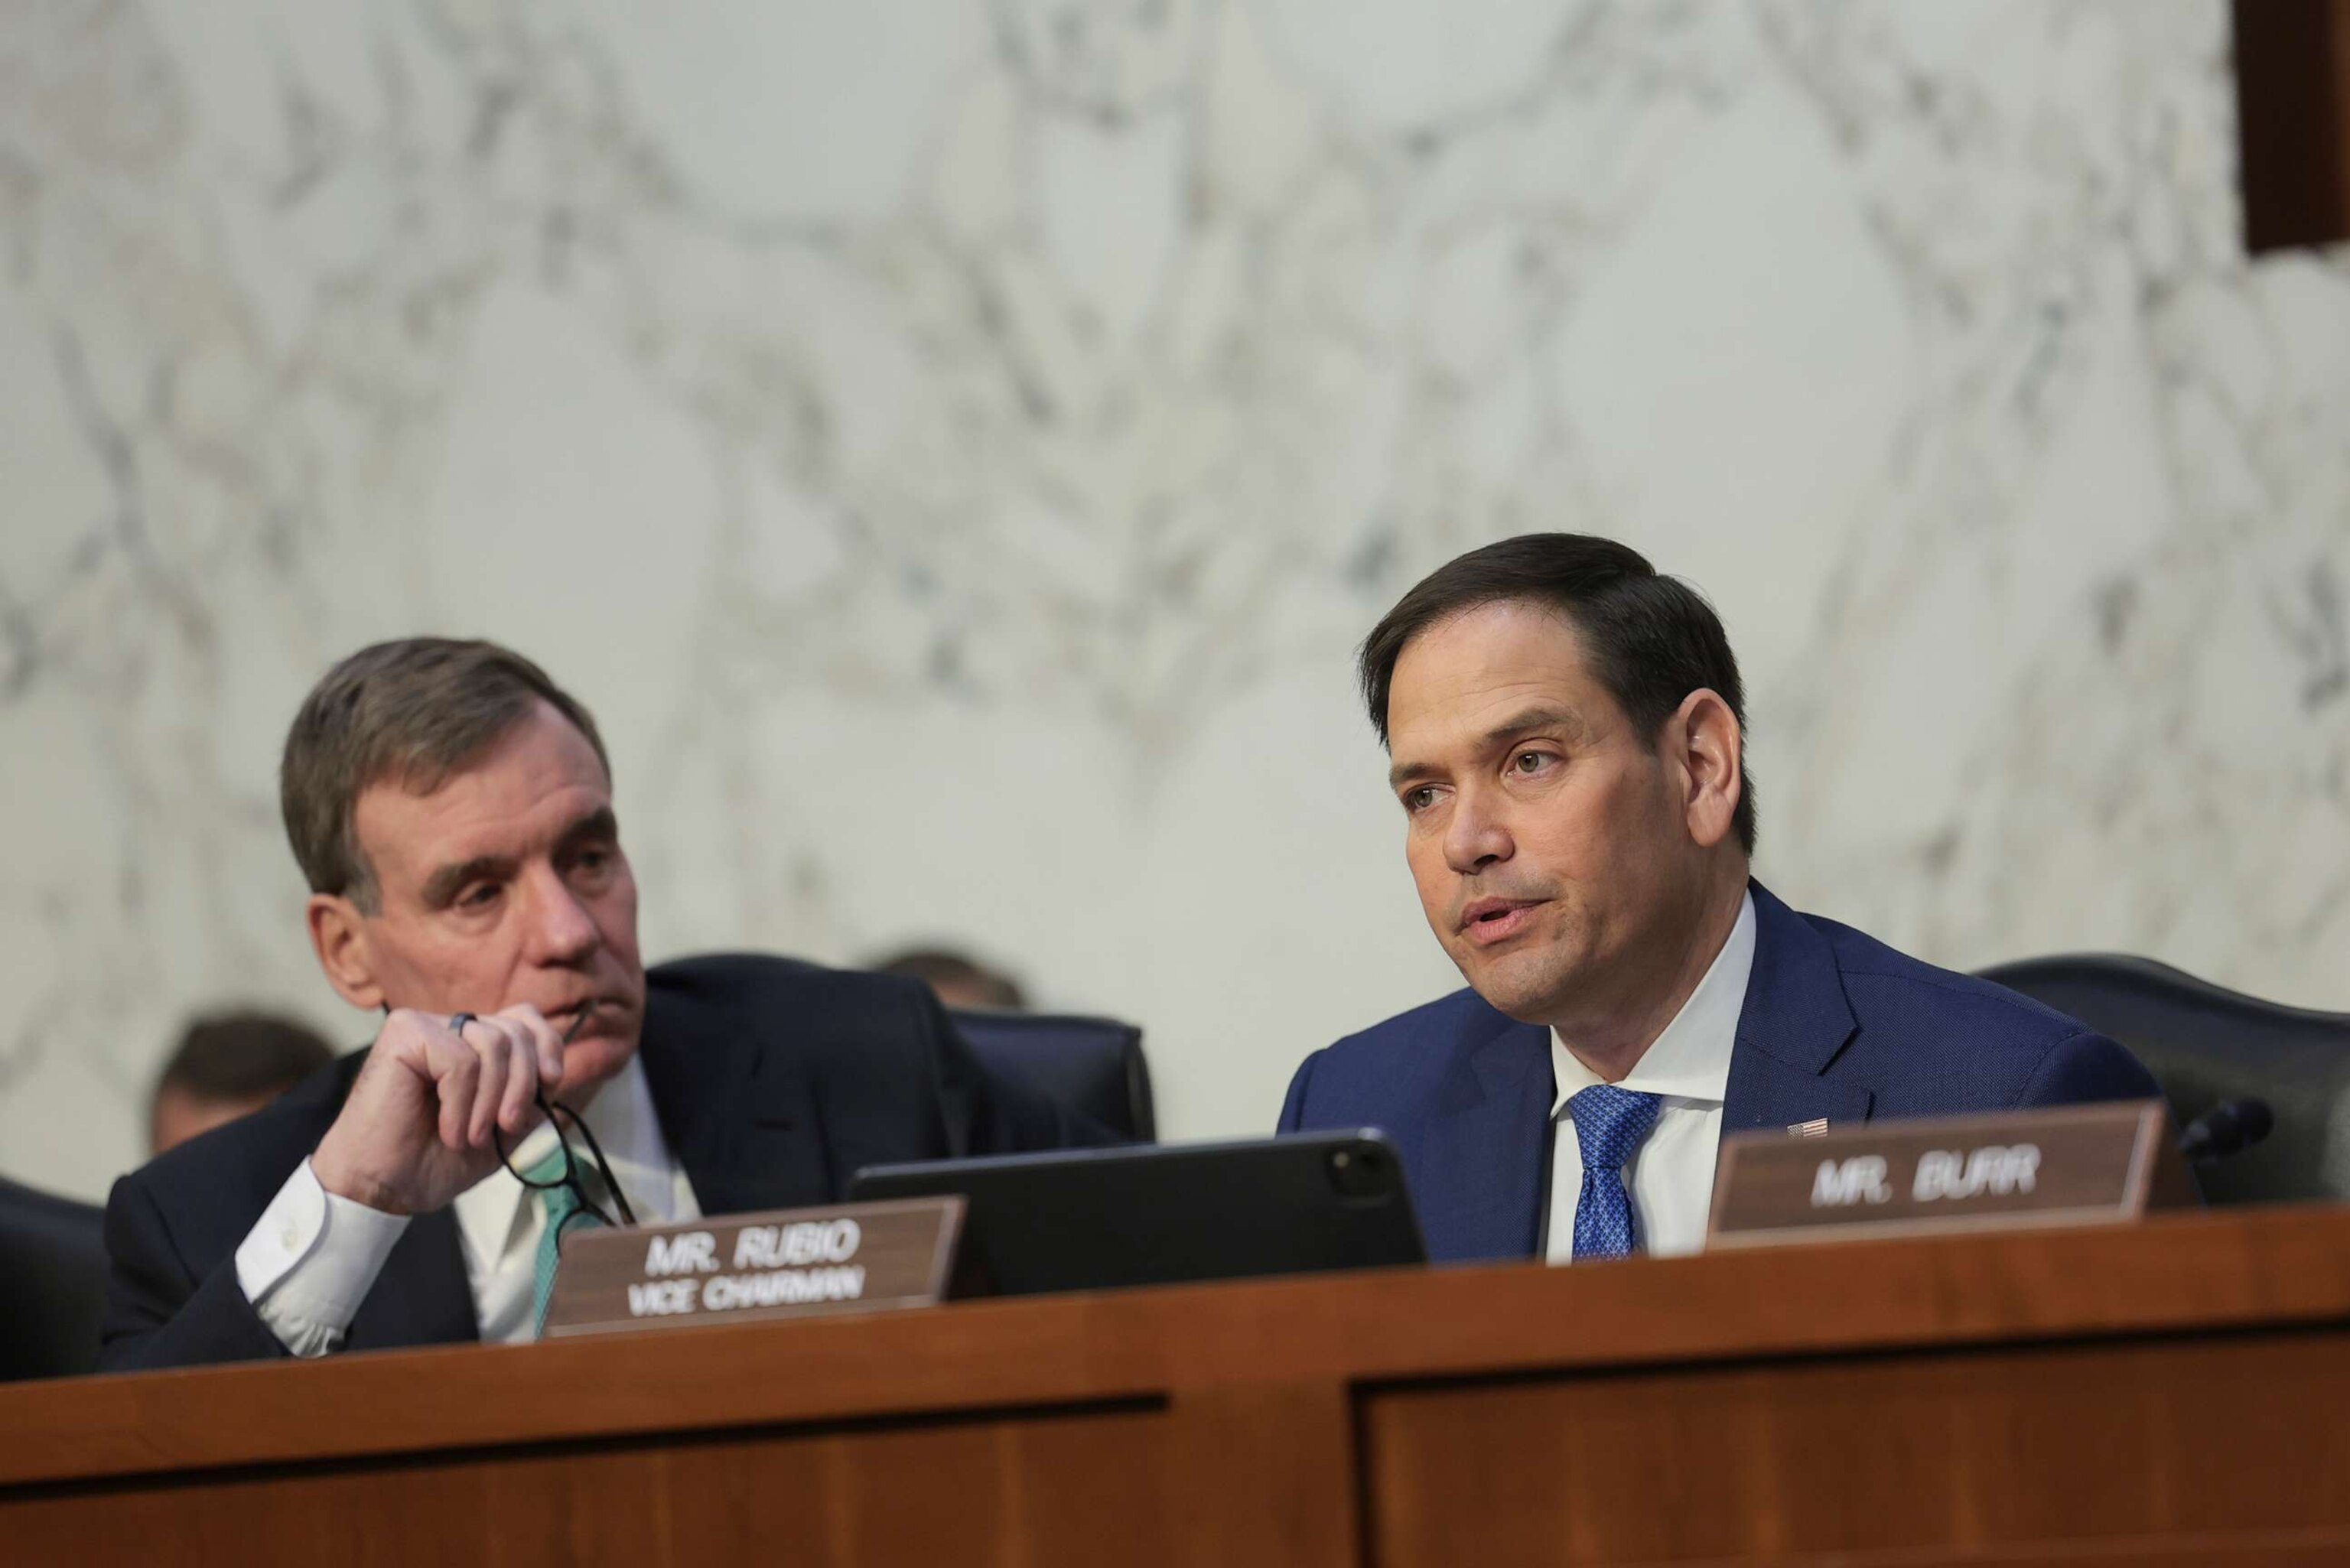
[
  {"left": 454, "top": 1004, "right": 640, "bottom": 1248},
  {"left": 493, "top": 1090, "right": 640, "bottom": 1241}
]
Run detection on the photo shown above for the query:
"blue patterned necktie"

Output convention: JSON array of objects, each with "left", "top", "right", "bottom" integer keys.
[
  {"left": 1566, "top": 1083, "right": 1663, "bottom": 1261},
  {"left": 522, "top": 1140, "right": 608, "bottom": 1337}
]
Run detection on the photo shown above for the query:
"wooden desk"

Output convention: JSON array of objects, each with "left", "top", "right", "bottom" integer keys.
[{"left": 5, "top": 1206, "right": 2348, "bottom": 1566}]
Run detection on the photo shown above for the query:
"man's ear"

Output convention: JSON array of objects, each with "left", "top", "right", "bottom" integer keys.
[
  {"left": 1673, "top": 688, "right": 1743, "bottom": 851},
  {"left": 308, "top": 893, "right": 386, "bottom": 1010}
]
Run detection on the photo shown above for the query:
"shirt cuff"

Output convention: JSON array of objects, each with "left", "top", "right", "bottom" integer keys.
[{"left": 234, "top": 1158, "right": 412, "bottom": 1358}]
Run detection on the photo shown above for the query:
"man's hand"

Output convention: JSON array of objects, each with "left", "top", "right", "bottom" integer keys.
[{"left": 311, "top": 1007, "right": 568, "bottom": 1215}]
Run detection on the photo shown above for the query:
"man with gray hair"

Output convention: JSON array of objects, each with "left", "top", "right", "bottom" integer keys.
[{"left": 101, "top": 639, "right": 1102, "bottom": 1368}]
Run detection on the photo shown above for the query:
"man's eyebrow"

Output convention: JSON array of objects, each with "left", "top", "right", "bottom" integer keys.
[
  {"left": 417, "top": 810, "right": 616, "bottom": 906},
  {"left": 421, "top": 854, "right": 512, "bottom": 909},
  {"left": 1479, "top": 705, "right": 1583, "bottom": 749},
  {"left": 1386, "top": 706, "right": 1586, "bottom": 792},
  {"left": 552, "top": 805, "right": 620, "bottom": 854},
  {"left": 1388, "top": 756, "right": 1442, "bottom": 792}
]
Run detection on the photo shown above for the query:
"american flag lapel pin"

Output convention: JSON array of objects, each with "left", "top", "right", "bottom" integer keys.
[{"left": 1788, "top": 1118, "right": 1830, "bottom": 1138}]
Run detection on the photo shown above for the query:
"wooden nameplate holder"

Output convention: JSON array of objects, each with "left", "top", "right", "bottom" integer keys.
[
  {"left": 539, "top": 1196, "right": 964, "bottom": 1339},
  {"left": 1707, "top": 1099, "right": 2198, "bottom": 1250}
]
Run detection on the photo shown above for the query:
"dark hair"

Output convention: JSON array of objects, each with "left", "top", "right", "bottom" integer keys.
[
  {"left": 154, "top": 1010, "right": 337, "bottom": 1108},
  {"left": 870, "top": 948, "right": 1028, "bottom": 1011},
  {"left": 282, "top": 638, "right": 609, "bottom": 910},
  {"left": 1359, "top": 533, "right": 1756, "bottom": 854}
]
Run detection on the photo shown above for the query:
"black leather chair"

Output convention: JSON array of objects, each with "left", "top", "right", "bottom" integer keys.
[
  {"left": 1977, "top": 955, "right": 2350, "bottom": 1205},
  {"left": 951, "top": 1010, "right": 1156, "bottom": 1143},
  {"left": 0, "top": 1174, "right": 109, "bottom": 1382}
]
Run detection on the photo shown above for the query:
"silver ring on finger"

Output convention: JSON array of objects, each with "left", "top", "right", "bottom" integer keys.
[{"left": 449, "top": 1011, "right": 478, "bottom": 1039}]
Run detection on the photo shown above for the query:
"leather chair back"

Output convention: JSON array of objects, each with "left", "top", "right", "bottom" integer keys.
[
  {"left": 1977, "top": 955, "right": 2350, "bottom": 1204},
  {"left": 950, "top": 1010, "right": 1156, "bottom": 1143},
  {"left": 0, "top": 1174, "right": 107, "bottom": 1381}
]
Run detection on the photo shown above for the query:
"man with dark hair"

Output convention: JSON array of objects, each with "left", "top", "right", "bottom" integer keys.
[
  {"left": 1280, "top": 534, "right": 2158, "bottom": 1264},
  {"left": 103, "top": 639, "right": 1103, "bottom": 1369},
  {"left": 149, "top": 1012, "right": 337, "bottom": 1156}
]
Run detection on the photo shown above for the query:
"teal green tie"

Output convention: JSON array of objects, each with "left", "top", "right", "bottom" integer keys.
[{"left": 523, "top": 1140, "right": 608, "bottom": 1339}]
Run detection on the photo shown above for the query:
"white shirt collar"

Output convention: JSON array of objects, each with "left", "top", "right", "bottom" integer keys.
[
  {"left": 1552, "top": 888, "right": 1756, "bottom": 1109},
  {"left": 451, "top": 1050, "right": 674, "bottom": 1267}
]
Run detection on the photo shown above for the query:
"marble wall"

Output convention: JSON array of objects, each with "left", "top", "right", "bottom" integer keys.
[{"left": 3, "top": 0, "right": 2345, "bottom": 1201}]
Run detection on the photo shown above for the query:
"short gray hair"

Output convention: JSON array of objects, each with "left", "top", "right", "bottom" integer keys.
[{"left": 280, "top": 639, "right": 609, "bottom": 910}]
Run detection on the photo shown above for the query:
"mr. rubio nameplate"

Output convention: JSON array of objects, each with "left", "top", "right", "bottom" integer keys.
[
  {"left": 539, "top": 1196, "right": 964, "bottom": 1339},
  {"left": 1707, "top": 1100, "right": 2194, "bottom": 1250}
]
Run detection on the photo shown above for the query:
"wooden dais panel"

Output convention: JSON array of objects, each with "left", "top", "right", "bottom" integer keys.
[
  {"left": 2, "top": 1403, "right": 1175, "bottom": 1568},
  {"left": 1363, "top": 1328, "right": 2350, "bottom": 1566}
]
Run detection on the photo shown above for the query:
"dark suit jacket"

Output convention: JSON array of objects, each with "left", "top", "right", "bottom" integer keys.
[
  {"left": 101, "top": 955, "right": 1108, "bottom": 1371},
  {"left": 1278, "top": 881, "right": 2163, "bottom": 1262}
]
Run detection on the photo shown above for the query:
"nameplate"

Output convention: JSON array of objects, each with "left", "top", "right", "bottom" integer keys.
[
  {"left": 1706, "top": 1100, "right": 2195, "bottom": 1250},
  {"left": 539, "top": 1196, "right": 964, "bottom": 1339}
]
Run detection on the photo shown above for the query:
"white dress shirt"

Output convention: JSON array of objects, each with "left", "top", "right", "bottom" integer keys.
[
  {"left": 1543, "top": 890, "right": 1756, "bottom": 1264},
  {"left": 235, "top": 1053, "right": 700, "bottom": 1354}
]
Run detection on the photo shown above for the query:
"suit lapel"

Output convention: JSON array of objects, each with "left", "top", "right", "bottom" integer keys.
[
  {"left": 1723, "top": 882, "right": 1873, "bottom": 1134},
  {"left": 640, "top": 981, "right": 755, "bottom": 1215},
  {"left": 1412, "top": 1016, "right": 1554, "bottom": 1262},
  {"left": 639, "top": 976, "right": 831, "bottom": 1216}
]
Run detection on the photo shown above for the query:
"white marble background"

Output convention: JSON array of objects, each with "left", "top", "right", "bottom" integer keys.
[{"left": 2, "top": 0, "right": 2345, "bottom": 1202}]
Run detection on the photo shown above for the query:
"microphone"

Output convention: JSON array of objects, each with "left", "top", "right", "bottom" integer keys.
[{"left": 2177, "top": 1098, "right": 2275, "bottom": 1163}]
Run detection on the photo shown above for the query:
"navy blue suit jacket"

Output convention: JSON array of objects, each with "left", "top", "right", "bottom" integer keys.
[
  {"left": 101, "top": 955, "right": 1108, "bottom": 1371},
  {"left": 1278, "top": 882, "right": 2162, "bottom": 1262}
]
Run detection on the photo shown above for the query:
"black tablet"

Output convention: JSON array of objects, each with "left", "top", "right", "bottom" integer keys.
[{"left": 848, "top": 1130, "right": 1427, "bottom": 1299}]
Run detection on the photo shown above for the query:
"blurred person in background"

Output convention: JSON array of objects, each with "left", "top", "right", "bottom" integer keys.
[
  {"left": 149, "top": 1011, "right": 338, "bottom": 1156},
  {"left": 871, "top": 947, "right": 1027, "bottom": 1012}
]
